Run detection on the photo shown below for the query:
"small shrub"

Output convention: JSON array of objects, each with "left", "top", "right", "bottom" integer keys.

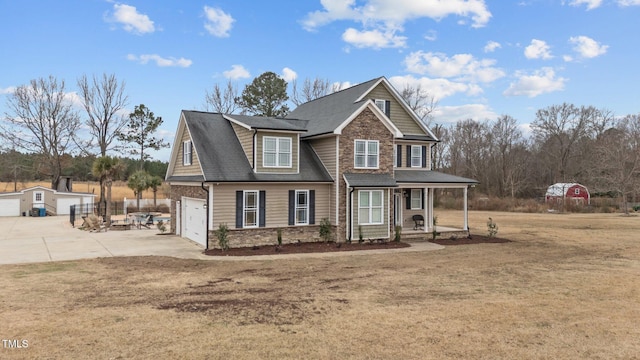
[
  {"left": 432, "top": 216, "right": 439, "bottom": 240},
  {"left": 215, "top": 223, "right": 229, "bottom": 251},
  {"left": 276, "top": 228, "right": 283, "bottom": 246},
  {"left": 319, "top": 218, "right": 333, "bottom": 243},
  {"left": 487, "top": 217, "right": 498, "bottom": 238},
  {"left": 358, "top": 225, "right": 364, "bottom": 243},
  {"left": 394, "top": 225, "right": 402, "bottom": 242}
]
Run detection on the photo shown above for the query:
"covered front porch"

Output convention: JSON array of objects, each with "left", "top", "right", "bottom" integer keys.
[{"left": 393, "top": 170, "right": 478, "bottom": 239}]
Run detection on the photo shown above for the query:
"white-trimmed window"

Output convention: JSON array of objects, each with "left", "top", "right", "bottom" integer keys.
[
  {"left": 183, "top": 140, "right": 192, "bottom": 165},
  {"left": 393, "top": 145, "right": 397, "bottom": 168},
  {"left": 295, "top": 190, "right": 309, "bottom": 225},
  {"left": 411, "top": 145, "right": 422, "bottom": 168},
  {"left": 243, "top": 190, "right": 259, "bottom": 228},
  {"left": 263, "top": 136, "right": 292, "bottom": 167},
  {"left": 411, "top": 189, "right": 422, "bottom": 209},
  {"left": 355, "top": 140, "right": 379, "bottom": 169},
  {"left": 375, "top": 99, "right": 386, "bottom": 114},
  {"left": 358, "top": 190, "right": 383, "bottom": 225}
]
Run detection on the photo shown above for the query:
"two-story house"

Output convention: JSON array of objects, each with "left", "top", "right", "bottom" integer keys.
[{"left": 165, "top": 77, "right": 477, "bottom": 248}]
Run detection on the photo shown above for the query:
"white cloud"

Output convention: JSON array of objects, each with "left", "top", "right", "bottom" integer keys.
[
  {"left": 569, "top": 0, "right": 603, "bottom": 10},
  {"left": 618, "top": 0, "right": 640, "bottom": 5},
  {"left": 302, "top": 0, "right": 492, "bottom": 30},
  {"left": 503, "top": 67, "right": 566, "bottom": 97},
  {"left": 127, "top": 54, "right": 192, "bottom": 67},
  {"left": 0, "top": 86, "right": 16, "bottom": 95},
  {"left": 109, "top": 4, "right": 155, "bottom": 35},
  {"left": 203, "top": 6, "right": 234, "bottom": 37},
  {"left": 568, "top": 35, "right": 608, "bottom": 58},
  {"left": 424, "top": 30, "right": 437, "bottom": 41},
  {"left": 484, "top": 41, "right": 501, "bottom": 53},
  {"left": 524, "top": 39, "right": 553, "bottom": 60},
  {"left": 389, "top": 75, "right": 482, "bottom": 102},
  {"left": 404, "top": 51, "right": 505, "bottom": 83},
  {"left": 432, "top": 104, "right": 498, "bottom": 123},
  {"left": 332, "top": 81, "right": 353, "bottom": 92},
  {"left": 223, "top": 65, "right": 250, "bottom": 80},
  {"left": 342, "top": 28, "right": 406, "bottom": 49},
  {"left": 281, "top": 67, "right": 298, "bottom": 82}
]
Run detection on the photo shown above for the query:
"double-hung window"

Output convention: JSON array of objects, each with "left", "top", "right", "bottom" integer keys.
[
  {"left": 243, "top": 191, "right": 259, "bottom": 228},
  {"left": 263, "top": 137, "right": 291, "bottom": 167},
  {"left": 295, "top": 190, "right": 309, "bottom": 225},
  {"left": 354, "top": 140, "right": 379, "bottom": 169},
  {"left": 411, "top": 189, "right": 422, "bottom": 209},
  {"left": 183, "top": 140, "right": 192, "bottom": 165},
  {"left": 411, "top": 145, "right": 422, "bottom": 168},
  {"left": 375, "top": 99, "right": 386, "bottom": 114},
  {"left": 358, "top": 190, "right": 383, "bottom": 225}
]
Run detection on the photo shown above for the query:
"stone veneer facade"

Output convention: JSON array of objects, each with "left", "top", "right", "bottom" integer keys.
[{"left": 337, "top": 107, "right": 395, "bottom": 241}]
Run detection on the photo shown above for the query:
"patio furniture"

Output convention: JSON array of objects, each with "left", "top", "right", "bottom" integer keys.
[{"left": 412, "top": 214, "right": 424, "bottom": 230}]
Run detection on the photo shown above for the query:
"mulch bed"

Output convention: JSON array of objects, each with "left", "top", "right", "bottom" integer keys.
[
  {"left": 204, "top": 241, "right": 410, "bottom": 256},
  {"left": 430, "top": 235, "right": 511, "bottom": 246},
  {"left": 204, "top": 235, "right": 511, "bottom": 256}
]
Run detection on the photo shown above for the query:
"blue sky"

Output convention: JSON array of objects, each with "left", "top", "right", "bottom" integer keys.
[{"left": 1, "top": 0, "right": 639, "bottom": 161}]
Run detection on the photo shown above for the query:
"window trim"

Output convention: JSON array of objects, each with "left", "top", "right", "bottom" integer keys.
[
  {"left": 358, "top": 190, "right": 384, "bottom": 225},
  {"left": 411, "top": 145, "right": 422, "bottom": 168},
  {"left": 295, "top": 190, "right": 309, "bottom": 225},
  {"left": 243, "top": 190, "right": 259, "bottom": 228},
  {"left": 183, "top": 140, "right": 192, "bottom": 166},
  {"left": 263, "top": 136, "right": 292, "bottom": 168},
  {"left": 410, "top": 189, "right": 422, "bottom": 210},
  {"left": 374, "top": 99, "right": 386, "bottom": 114},
  {"left": 354, "top": 139, "right": 379, "bottom": 169}
]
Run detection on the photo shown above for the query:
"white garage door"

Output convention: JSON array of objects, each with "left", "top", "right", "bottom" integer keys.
[
  {"left": 56, "top": 197, "right": 80, "bottom": 215},
  {"left": 0, "top": 199, "right": 20, "bottom": 217},
  {"left": 182, "top": 198, "right": 207, "bottom": 247}
]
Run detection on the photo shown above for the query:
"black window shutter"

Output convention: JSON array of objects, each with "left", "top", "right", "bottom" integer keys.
[
  {"left": 309, "top": 190, "right": 316, "bottom": 225},
  {"left": 406, "top": 189, "right": 411, "bottom": 210},
  {"left": 385, "top": 100, "right": 391, "bottom": 117},
  {"left": 422, "top": 146, "right": 427, "bottom": 168},
  {"left": 189, "top": 142, "right": 193, "bottom": 164},
  {"left": 235, "top": 191, "right": 243, "bottom": 229},
  {"left": 406, "top": 145, "right": 411, "bottom": 167},
  {"left": 421, "top": 189, "right": 425, "bottom": 209},
  {"left": 396, "top": 144, "right": 402, "bottom": 167},
  {"left": 259, "top": 191, "right": 266, "bottom": 227},
  {"left": 288, "top": 190, "right": 295, "bottom": 225}
]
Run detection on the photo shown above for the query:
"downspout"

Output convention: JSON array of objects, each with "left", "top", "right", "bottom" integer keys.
[
  {"left": 348, "top": 187, "right": 355, "bottom": 242},
  {"left": 201, "top": 182, "right": 209, "bottom": 251}
]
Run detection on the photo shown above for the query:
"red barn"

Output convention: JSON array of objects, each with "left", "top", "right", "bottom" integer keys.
[{"left": 545, "top": 183, "right": 590, "bottom": 205}]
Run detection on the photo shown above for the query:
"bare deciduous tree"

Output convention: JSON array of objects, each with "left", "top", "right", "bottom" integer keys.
[
  {"left": 491, "top": 115, "right": 528, "bottom": 197},
  {"left": 291, "top": 77, "right": 332, "bottom": 106},
  {"left": 1, "top": 76, "right": 80, "bottom": 190},
  {"left": 590, "top": 114, "right": 640, "bottom": 214},
  {"left": 77, "top": 73, "right": 129, "bottom": 156},
  {"left": 204, "top": 80, "right": 239, "bottom": 113},
  {"left": 400, "top": 83, "right": 438, "bottom": 125}
]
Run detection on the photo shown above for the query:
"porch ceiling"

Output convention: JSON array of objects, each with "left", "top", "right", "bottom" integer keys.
[{"left": 394, "top": 170, "right": 478, "bottom": 185}]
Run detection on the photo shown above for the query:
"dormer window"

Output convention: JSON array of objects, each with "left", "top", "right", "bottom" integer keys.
[
  {"left": 411, "top": 145, "right": 422, "bottom": 168},
  {"left": 263, "top": 136, "right": 292, "bottom": 168}
]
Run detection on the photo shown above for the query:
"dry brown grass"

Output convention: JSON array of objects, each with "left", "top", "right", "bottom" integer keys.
[
  {"left": 2, "top": 211, "right": 640, "bottom": 359},
  {"left": 0, "top": 181, "right": 169, "bottom": 202}
]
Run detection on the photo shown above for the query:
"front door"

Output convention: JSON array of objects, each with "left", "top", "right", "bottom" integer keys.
[{"left": 394, "top": 193, "right": 402, "bottom": 227}]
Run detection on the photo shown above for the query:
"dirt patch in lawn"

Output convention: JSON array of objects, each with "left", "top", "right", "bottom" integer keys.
[
  {"left": 430, "top": 234, "right": 511, "bottom": 245},
  {"left": 204, "top": 240, "right": 410, "bottom": 256}
]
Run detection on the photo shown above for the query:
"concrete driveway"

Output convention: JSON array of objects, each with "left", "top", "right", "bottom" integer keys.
[{"left": 0, "top": 216, "right": 209, "bottom": 265}]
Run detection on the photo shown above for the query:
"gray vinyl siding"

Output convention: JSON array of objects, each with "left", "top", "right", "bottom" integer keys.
[
  {"left": 255, "top": 132, "right": 299, "bottom": 174},
  {"left": 309, "top": 136, "right": 337, "bottom": 178},
  {"left": 366, "top": 84, "right": 426, "bottom": 135},
  {"left": 211, "top": 183, "right": 330, "bottom": 228},
  {"left": 171, "top": 124, "right": 202, "bottom": 176},
  {"left": 231, "top": 122, "right": 254, "bottom": 167}
]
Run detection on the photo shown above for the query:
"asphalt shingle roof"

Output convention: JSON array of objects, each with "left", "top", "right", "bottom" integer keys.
[
  {"left": 225, "top": 114, "right": 308, "bottom": 131},
  {"left": 343, "top": 173, "right": 397, "bottom": 187},
  {"left": 166, "top": 111, "right": 333, "bottom": 183}
]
